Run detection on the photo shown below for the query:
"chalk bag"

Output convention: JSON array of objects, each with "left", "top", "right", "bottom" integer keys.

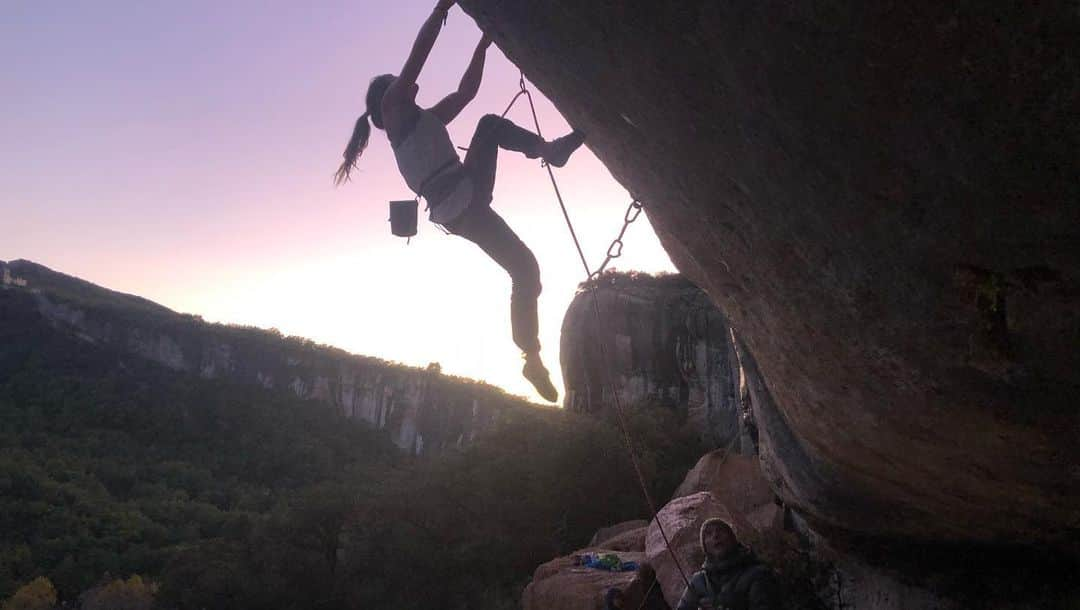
[{"left": 389, "top": 199, "right": 418, "bottom": 239}]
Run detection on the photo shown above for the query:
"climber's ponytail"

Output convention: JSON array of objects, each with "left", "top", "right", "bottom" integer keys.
[
  {"left": 333, "top": 73, "right": 396, "bottom": 186},
  {"left": 334, "top": 112, "right": 370, "bottom": 186}
]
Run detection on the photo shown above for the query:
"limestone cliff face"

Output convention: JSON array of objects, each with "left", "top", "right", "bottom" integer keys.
[
  {"left": 3, "top": 259, "right": 519, "bottom": 455},
  {"left": 560, "top": 274, "right": 748, "bottom": 451},
  {"left": 459, "top": 0, "right": 1080, "bottom": 563}
]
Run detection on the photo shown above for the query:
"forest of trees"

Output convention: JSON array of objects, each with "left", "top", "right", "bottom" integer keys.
[{"left": 0, "top": 287, "right": 704, "bottom": 609}]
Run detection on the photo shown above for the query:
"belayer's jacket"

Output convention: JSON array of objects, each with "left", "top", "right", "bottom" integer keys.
[{"left": 675, "top": 545, "right": 779, "bottom": 610}]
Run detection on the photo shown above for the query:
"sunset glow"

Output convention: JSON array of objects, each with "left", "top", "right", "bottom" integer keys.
[{"left": 2, "top": 1, "right": 676, "bottom": 401}]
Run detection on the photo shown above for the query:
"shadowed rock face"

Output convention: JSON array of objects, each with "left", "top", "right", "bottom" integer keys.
[
  {"left": 559, "top": 275, "right": 746, "bottom": 449},
  {"left": 459, "top": 0, "right": 1080, "bottom": 552}
]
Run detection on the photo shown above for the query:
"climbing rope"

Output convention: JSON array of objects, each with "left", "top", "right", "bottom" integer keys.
[
  {"left": 502, "top": 72, "right": 692, "bottom": 592},
  {"left": 501, "top": 73, "right": 593, "bottom": 275},
  {"left": 637, "top": 578, "right": 658, "bottom": 610},
  {"left": 498, "top": 74, "right": 528, "bottom": 119}
]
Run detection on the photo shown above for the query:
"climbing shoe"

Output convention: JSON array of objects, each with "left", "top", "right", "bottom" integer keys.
[
  {"left": 523, "top": 356, "right": 559, "bottom": 402},
  {"left": 543, "top": 129, "right": 586, "bottom": 168}
]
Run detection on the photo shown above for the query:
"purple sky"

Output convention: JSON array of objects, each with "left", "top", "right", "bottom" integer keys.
[{"left": 1, "top": 1, "right": 676, "bottom": 401}]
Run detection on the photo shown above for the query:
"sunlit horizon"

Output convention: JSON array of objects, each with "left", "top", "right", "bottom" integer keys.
[{"left": 1, "top": 1, "right": 678, "bottom": 402}]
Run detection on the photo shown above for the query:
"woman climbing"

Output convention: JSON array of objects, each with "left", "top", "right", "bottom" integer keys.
[{"left": 333, "top": 0, "right": 586, "bottom": 402}]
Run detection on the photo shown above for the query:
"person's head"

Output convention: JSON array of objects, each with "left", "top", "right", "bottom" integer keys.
[
  {"left": 700, "top": 517, "right": 739, "bottom": 559},
  {"left": 333, "top": 73, "right": 401, "bottom": 185}
]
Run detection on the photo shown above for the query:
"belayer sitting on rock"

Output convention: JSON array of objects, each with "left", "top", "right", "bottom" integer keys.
[
  {"left": 676, "top": 518, "right": 779, "bottom": 610},
  {"left": 334, "top": 0, "right": 586, "bottom": 402}
]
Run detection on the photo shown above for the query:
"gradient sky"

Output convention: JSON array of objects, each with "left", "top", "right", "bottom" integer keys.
[{"left": 1, "top": 1, "right": 676, "bottom": 402}]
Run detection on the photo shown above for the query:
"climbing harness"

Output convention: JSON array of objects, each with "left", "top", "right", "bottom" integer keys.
[
  {"left": 500, "top": 71, "right": 692, "bottom": 595},
  {"left": 389, "top": 155, "right": 462, "bottom": 242}
]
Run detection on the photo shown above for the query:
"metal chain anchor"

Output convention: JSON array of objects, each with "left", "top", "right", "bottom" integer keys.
[{"left": 590, "top": 199, "right": 644, "bottom": 280}]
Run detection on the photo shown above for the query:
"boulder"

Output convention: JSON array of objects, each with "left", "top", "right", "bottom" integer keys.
[
  {"left": 589, "top": 519, "right": 650, "bottom": 548},
  {"left": 745, "top": 503, "right": 782, "bottom": 534},
  {"left": 644, "top": 492, "right": 754, "bottom": 608},
  {"left": 560, "top": 274, "right": 745, "bottom": 449},
  {"left": 522, "top": 550, "right": 645, "bottom": 610},
  {"left": 673, "top": 450, "right": 775, "bottom": 517},
  {"left": 673, "top": 449, "right": 783, "bottom": 544}
]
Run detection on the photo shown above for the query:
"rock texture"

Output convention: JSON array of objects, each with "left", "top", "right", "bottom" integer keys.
[
  {"left": 1, "top": 259, "right": 528, "bottom": 455},
  {"left": 823, "top": 542, "right": 960, "bottom": 610},
  {"left": 522, "top": 551, "right": 645, "bottom": 610},
  {"left": 589, "top": 520, "right": 650, "bottom": 548},
  {"left": 460, "top": 0, "right": 1080, "bottom": 557},
  {"left": 672, "top": 450, "right": 778, "bottom": 530},
  {"left": 560, "top": 274, "right": 746, "bottom": 449}
]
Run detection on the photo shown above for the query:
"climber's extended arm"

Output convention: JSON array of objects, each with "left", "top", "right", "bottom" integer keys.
[
  {"left": 431, "top": 35, "right": 491, "bottom": 124},
  {"left": 383, "top": 0, "right": 455, "bottom": 110}
]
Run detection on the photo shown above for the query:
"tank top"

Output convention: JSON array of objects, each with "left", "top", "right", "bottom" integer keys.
[{"left": 391, "top": 109, "right": 472, "bottom": 225}]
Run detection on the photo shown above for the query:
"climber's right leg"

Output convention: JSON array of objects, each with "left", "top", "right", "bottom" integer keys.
[
  {"left": 462, "top": 114, "right": 586, "bottom": 207},
  {"left": 463, "top": 114, "right": 543, "bottom": 207}
]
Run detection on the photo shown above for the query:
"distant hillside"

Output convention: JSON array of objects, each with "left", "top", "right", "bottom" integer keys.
[
  {"left": 3, "top": 259, "right": 173, "bottom": 316},
  {"left": 0, "top": 278, "right": 400, "bottom": 600},
  {"left": 0, "top": 259, "right": 702, "bottom": 609},
  {"left": 1, "top": 259, "right": 537, "bottom": 454}
]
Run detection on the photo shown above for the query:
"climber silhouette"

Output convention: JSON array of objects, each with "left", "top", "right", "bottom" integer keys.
[{"left": 334, "top": 0, "right": 585, "bottom": 402}]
